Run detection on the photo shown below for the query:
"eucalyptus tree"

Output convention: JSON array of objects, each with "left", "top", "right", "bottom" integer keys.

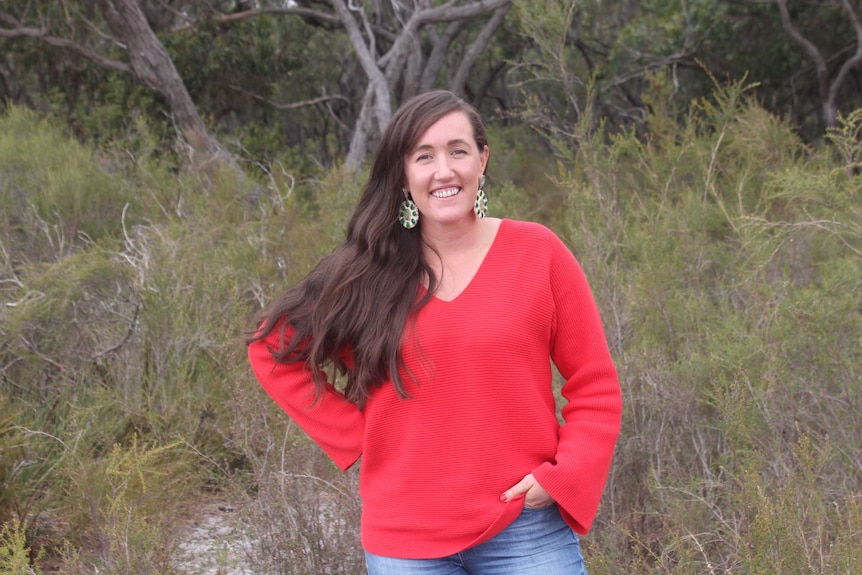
[
  {"left": 775, "top": 0, "right": 862, "bottom": 128},
  {"left": 0, "top": 0, "right": 240, "bottom": 168},
  {"left": 508, "top": 0, "right": 713, "bottom": 146},
  {"left": 321, "top": 0, "right": 513, "bottom": 168},
  {"left": 197, "top": 0, "right": 517, "bottom": 169},
  {"left": 0, "top": 0, "right": 516, "bottom": 173},
  {"left": 508, "top": 0, "right": 862, "bottom": 145}
]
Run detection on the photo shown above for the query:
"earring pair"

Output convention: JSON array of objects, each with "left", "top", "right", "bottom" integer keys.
[{"left": 399, "top": 175, "right": 488, "bottom": 229}]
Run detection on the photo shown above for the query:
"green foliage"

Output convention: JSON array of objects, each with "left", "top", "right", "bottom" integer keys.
[
  {"left": 57, "top": 436, "right": 189, "bottom": 575},
  {"left": 0, "top": 106, "right": 141, "bottom": 263},
  {"left": 827, "top": 108, "right": 862, "bottom": 174},
  {"left": 0, "top": 399, "right": 23, "bottom": 516},
  {"left": 3, "top": 60, "right": 862, "bottom": 574},
  {"left": 512, "top": 0, "right": 573, "bottom": 59},
  {"left": 0, "top": 518, "right": 42, "bottom": 575},
  {"left": 557, "top": 76, "right": 862, "bottom": 573}
]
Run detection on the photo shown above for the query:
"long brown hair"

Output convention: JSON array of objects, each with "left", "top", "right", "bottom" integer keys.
[{"left": 249, "top": 90, "right": 489, "bottom": 409}]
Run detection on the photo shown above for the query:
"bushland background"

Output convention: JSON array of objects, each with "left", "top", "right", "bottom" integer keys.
[{"left": 1, "top": 1, "right": 861, "bottom": 573}]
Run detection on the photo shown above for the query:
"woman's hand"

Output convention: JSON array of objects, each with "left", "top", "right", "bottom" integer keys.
[{"left": 500, "top": 473, "right": 555, "bottom": 508}]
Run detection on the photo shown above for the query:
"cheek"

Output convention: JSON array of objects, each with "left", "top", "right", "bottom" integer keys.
[{"left": 405, "top": 166, "right": 430, "bottom": 188}]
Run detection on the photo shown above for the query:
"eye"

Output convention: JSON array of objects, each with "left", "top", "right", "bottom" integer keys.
[
  {"left": 451, "top": 149, "right": 468, "bottom": 156},
  {"left": 415, "top": 153, "right": 433, "bottom": 162}
]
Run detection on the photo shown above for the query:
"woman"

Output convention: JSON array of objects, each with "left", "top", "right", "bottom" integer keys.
[{"left": 248, "top": 90, "right": 622, "bottom": 574}]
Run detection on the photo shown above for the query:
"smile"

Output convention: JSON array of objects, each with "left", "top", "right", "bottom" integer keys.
[{"left": 431, "top": 187, "right": 461, "bottom": 198}]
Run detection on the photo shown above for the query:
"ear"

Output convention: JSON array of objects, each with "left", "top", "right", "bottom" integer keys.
[{"left": 480, "top": 145, "right": 490, "bottom": 173}]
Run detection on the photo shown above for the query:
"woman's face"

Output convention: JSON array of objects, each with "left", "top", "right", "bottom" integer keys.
[{"left": 403, "top": 111, "right": 489, "bottom": 230}]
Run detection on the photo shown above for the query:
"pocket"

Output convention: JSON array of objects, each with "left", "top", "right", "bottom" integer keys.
[
  {"left": 522, "top": 502, "right": 557, "bottom": 512},
  {"left": 462, "top": 495, "right": 525, "bottom": 549}
]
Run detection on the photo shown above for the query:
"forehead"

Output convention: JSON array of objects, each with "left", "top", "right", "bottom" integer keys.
[{"left": 411, "top": 111, "right": 475, "bottom": 149}]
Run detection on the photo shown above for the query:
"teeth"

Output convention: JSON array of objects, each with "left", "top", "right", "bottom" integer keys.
[{"left": 431, "top": 187, "right": 460, "bottom": 198}]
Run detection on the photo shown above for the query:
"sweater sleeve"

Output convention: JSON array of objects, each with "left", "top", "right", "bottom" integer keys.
[
  {"left": 530, "top": 237, "right": 622, "bottom": 534},
  {"left": 247, "top": 324, "right": 364, "bottom": 471}
]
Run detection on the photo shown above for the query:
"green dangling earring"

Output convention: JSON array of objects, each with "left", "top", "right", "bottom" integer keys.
[
  {"left": 474, "top": 175, "right": 488, "bottom": 219},
  {"left": 399, "top": 191, "right": 419, "bottom": 229}
]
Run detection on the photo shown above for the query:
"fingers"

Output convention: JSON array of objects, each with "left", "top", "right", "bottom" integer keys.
[
  {"left": 500, "top": 473, "right": 554, "bottom": 508},
  {"left": 500, "top": 474, "right": 534, "bottom": 502},
  {"left": 522, "top": 477, "right": 554, "bottom": 508}
]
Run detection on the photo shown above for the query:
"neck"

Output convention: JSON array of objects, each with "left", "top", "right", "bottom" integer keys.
[{"left": 421, "top": 217, "right": 495, "bottom": 259}]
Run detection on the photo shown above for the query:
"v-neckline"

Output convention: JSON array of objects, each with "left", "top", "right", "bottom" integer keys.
[{"left": 424, "top": 219, "right": 506, "bottom": 304}]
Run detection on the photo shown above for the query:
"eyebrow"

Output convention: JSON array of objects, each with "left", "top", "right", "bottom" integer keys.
[{"left": 412, "top": 138, "right": 472, "bottom": 152}]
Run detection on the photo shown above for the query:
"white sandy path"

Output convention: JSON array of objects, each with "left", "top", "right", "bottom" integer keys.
[{"left": 174, "top": 502, "right": 256, "bottom": 575}]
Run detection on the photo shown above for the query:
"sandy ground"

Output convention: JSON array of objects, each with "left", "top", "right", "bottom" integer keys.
[{"left": 174, "top": 502, "right": 256, "bottom": 575}]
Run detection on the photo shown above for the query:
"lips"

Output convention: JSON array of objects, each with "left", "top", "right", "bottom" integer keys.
[{"left": 430, "top": 187, "right": 461, "bottom": 198}]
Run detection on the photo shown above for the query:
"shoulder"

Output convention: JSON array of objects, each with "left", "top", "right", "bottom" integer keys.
[{"left": 500, "top": 219, "right": 569, "bottom": 252}]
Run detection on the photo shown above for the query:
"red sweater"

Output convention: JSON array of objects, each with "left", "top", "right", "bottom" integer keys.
[{"left": 248, "top": 219, "right": 621, "bottom": 558}]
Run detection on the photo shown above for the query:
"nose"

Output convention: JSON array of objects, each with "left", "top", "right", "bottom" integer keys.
[{"left": 435, "top": 155, "right": 454, "bottom": 179}]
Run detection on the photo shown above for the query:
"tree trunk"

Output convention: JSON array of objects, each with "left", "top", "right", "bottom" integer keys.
[
  {"left": 346, "top": 83, "right": 378, "bottom": 172},
  {"left": 96, "top": 0, "right": 236, "bottom": 169},
  {"left": 450, "top": 5, "right": 511, "bottom": 98},
  {"left": 337, "top": 0, "right": 512, "bottom": 171},
  {"left": 0, "top": 60, "right": 27, "bottom": 105},
  {"left": 331, "top": 0, "right": 392, "bottom": 130},
  {"left": 776, "top": 0, "right": 862, "bottom": 128},
  {"left": 421, "top": 23, "right": 466, "bottom": 93}
]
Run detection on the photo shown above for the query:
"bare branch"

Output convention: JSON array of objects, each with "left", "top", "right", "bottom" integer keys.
[
  {"left": 775, "top": 0, "right": 830, "bottom": 116},
  {"left": 346, "top": 83, "right": 377, "bottom": 172},
  {"left": 92, "top": 302, "right": 140, "bottom": 360},
  {"left": 96, "top": 0, "right": 246, "bottom": 175},
  {"left": 215, "top": 83, "right": 350, "bottom": 111},
  {"left": 402, "top": 35, "right": 424, "bottom": 100},
  {"left": 0, "top": 20, "right": 131, "bottom": 74},
  {"left": 378, "top": 0, "right": 511, "bottom": 69},
  {"left": 450, "top": 4, "right": 510, "bottom": 97},
  {"left": 775, "top": 0, "right": 827, "bottom": 77},
  {"left": 331, "top": 0, "right": 391, "bottom": 129},
  {"left": 334, "top": 0, "right": 512, "bottom": 170},
  {"left": 354, "top": 0, "right": 378, "bottom": 62},
  {"left": 150, "top": 0, "right": 196, "bottom": 27},
  {"left": 775, "top": 0, "right": 862, "bottom": 126},
  {"left": 170, "top": 6, "right": 340, "bottom": 32},
  {"left": 828, "top": 0, "right": 862, "bottom": 107},
  {"left": 421, "top": 21, "right": 466, "bottom": 91}
]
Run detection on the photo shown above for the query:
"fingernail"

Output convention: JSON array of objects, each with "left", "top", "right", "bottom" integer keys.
[{"left": 500, "top": 494, "right": 508, "bottom": 502}]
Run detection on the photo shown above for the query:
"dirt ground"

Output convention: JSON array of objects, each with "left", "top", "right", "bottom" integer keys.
[{"left": 174, "top": 502, "right": 256, "bottom": 575}]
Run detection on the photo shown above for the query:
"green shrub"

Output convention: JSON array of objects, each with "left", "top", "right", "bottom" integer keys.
[
  {"left": 0, "top": 106, "right": 142, "bottom": 263},
  {"left": 3, "top": 69, "right": 862, "bottom": 574},
  {"left": 0, "top": 518, "right": 42, "bottom": 575}
]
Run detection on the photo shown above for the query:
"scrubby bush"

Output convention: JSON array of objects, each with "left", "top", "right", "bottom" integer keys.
[
  {"left": 563, "top": 80, "right": 862, "bottom": 574},
  {"left": 1, "top": 74, "right": 860, "bottom": 574}
]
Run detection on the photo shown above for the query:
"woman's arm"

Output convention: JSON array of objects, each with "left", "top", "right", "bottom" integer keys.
[
  {"left": 248, "top": 325, "right": 365, "bottom": 470},
  {"left": 529, "top": 238, "right": 622, "bottom": 533}
]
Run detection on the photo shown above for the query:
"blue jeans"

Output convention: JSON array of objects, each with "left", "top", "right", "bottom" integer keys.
[{"left": 365, "top": 504, "right": 588, "bottom": 575}]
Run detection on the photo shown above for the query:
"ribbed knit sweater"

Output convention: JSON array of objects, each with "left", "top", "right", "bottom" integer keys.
[{"left": 248, "top": 219, "right": 622, "bottom": 559}]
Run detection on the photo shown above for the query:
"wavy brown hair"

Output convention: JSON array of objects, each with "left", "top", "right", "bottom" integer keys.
[{"left": 248, "top": 90, "right": 489, "bottom": 409}]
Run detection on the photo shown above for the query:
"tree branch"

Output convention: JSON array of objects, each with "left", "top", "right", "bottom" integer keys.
[
  {"left": 331, "top": 0, "right": 391, "bottom": 129},
  {"left": 377, "top": 0, "right": 511, "bottom": 69},
  {"left": 96, "top": 0, "right": 243, "bottom": 172},
  {"left": 450, "top": 4, "right": 510, "bottom": 97},
  {"left": 216, "top": 83, "right": 350, "bottom": 111},
  {"left": 775, "top": 0, "right": 828, "bottom": 99},
  {"left": 776, "top": 0, "right": 861, "bottom": 126},
  {"left": 176, "top": 6, "right": 340, "bottom": 31},
  {"left": 419, "top": 0, "right": 512, "bottom": 25},
  {"left": 828, "top": 0, "right": 862, "bottom": 110},
  {"left": 346, "top": 83, "right": 377, "bottom": 171},
  {"left": 421, "top": 21, "right": 466, "bottom": 91},
  {"left": 0, "top": 20, "right": 131, "bottom": 74}
]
